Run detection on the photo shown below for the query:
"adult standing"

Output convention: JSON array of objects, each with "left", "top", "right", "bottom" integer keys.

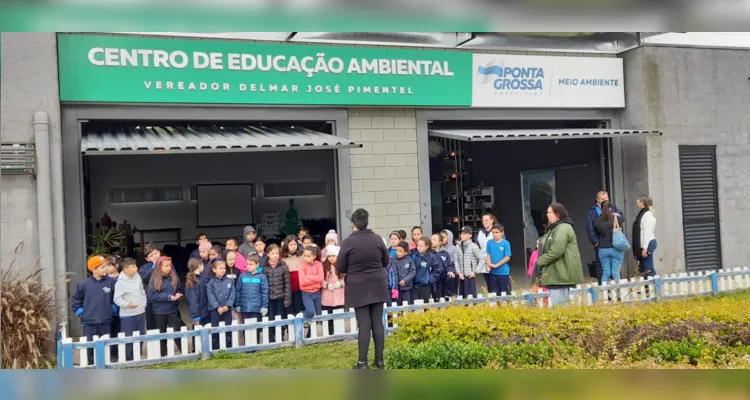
[
  {"left": 593, "top": 201, "right": 624, "bottom": 282},
  {"left": 586, "top": 191, "right": 623, "bottom": 282},
  {"left": 336, "top": 209, "right": 390, "bottom": 369},
  {"left": 476, "top": 213, "right": 497, "bottom": 251},
  {"left": 535, "top": 203, "right": 584, "bottom": 306},
  {"left": 632, "top": 195, "right": 657, "bottom": 277}
]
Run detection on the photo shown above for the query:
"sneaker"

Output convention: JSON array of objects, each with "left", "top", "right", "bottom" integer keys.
[
  {"left": 372, "top": 360, "right": 385, "bottom": 369},
  {"left": 303, "top": 322, "right": 310, "bottom": 338},
  {"left": 353, "top": 361, "right": 369, "bottom": 369}
]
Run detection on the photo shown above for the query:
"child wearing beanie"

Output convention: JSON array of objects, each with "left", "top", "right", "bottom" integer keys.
[{"left": 319, "top": 230, "right": 339, "bottom": 260}]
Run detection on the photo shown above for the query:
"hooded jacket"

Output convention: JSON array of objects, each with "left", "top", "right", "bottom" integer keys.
[
  {"left": 238, "top": 226, "right": 257, "bottom": 259},
  {"left": 234, "top": 270, "right": 269, "bottom": 313},
  {"left": 113, "top": 272, "right": 147, "bottom": 318},
  {"left": 207, "top": 275, "right": 236, "bottom": 311},
  {"left": 441, "top": 230, "right": 456, "bottom": 256},
  {"left": 71, "top": 276, "right": 116, "bottom": 325},
  {"left": 536, "top": 218, "right": 585, "bottom": 287},
  {"left": 453, "top": 240, "right": 486, "bottom": 276},
  {"left": 263, "top": 260, "right": 292, "bottom": 304},
  {"left": 185, "top": 275, "right": 209, "bottom": 322},
  {"left": 322, "top": 263, "right": 345, "bottom": 307},
  {"left": 388, "top": 255, "right": 416, "bottom": 291},
  {"left": 146, "top": 274, "right": 183, "bottom": 315},
  {"left": 411, "top": 251, "right": 442, "bottom": 287}
]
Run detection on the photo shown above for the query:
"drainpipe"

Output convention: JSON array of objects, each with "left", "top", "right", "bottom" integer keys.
[
  {"left": 48, "top": 111, "right": 68, "bottom": 320},
  {"left": 34, "top": 112, "right": 55, "bottom": 290}
]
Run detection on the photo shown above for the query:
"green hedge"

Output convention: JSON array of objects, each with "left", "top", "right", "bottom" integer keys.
[{"left": 386, "top": 291, "right": 750, "bottom": 369}]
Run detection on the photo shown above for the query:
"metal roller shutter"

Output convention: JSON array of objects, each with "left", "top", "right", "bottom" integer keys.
[{"left": 679, "top": 145, "right": 723, "bottom": 271}]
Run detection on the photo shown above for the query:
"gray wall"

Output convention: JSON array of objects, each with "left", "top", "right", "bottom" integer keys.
[
  {"left": 0, "top": 33, "right": 61, "bottom": 271},
  {"left": 620, "top": 46, "right": 750, "bottom": 273},
  {"left": 87, "top": 151, "right": 336, "bottom": 246}
]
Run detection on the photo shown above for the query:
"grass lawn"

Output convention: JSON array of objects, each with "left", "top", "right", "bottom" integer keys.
[{"left": 145, "top": 340, "right": 382, "bottom": 369}]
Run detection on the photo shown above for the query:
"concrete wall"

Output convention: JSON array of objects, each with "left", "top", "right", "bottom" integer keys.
[
  {"left": 347, "top": 108, "right": 420, "bottom": 238},
  {"left": 0, "top": 33, "right": 61, "bottom": 271},
  {"left": 620, "top": 46, "right": 750, "bottom": 273},
  {"left": 87, "top": 151, "right": 336, "bottom": 247}
]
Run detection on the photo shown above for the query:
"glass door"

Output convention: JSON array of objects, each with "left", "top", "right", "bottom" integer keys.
[{"left": 520, "top": 169, "right": 556, "bottom": 285}]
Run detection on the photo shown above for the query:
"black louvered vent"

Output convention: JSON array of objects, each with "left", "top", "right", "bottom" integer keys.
[
  {"left": 679, "top": 146, "right": 722, "bottom": 271},
  {"left": 110, "top": 186, "right": 184, "bottom": 203}
]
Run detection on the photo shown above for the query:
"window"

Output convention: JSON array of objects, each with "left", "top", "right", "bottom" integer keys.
[
  {"left": 678, "top": 145, "right": 722, "bottom": 271},
  {"left": 263, "top": 181, "right": 327, "bottom": 198},
  {"left": 109, "top": 186, "right": 184, "bottom": 203}
]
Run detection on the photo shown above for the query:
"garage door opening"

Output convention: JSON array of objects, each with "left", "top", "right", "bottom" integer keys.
[
  {"left": 81, "top": 120, "right": 359, "bottom": 274},
  {"left": 428, "top": 119, "right": 660, "bottom": 288}
]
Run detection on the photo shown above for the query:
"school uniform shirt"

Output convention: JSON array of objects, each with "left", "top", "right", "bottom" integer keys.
[
  {"left": 411, "top": 251, "right": 442, "bottom": 287},
  {"left": 206, "top": 275, "right": 236, "bottom": 311},
  {"left": 71, "top": 276, "right": 116, "bottom": 325},
  {"left": 486, "top": 239, "right": 512, "bottom": 276},
  {"left": 388, "top": 256, "right": 417, "bottom": 290},
  {"left": 234, "top": 271, "right": 269, "bottom": 313},
  {"left": 146, "top": 275, "right": 184, "bottom": 315},
  {"left": 185, "top": 276, "right": 209, "bottom": 323},
  {"left": 113, "top": 272, "right": 147, "bottom": 318},
  {"left": 137, "top": 262, "right": 156, "bottom": 286}
]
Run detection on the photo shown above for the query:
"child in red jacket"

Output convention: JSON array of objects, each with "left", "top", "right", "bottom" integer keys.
[{"left": 299, "top": 246, "right": 324, "bottom": 336}]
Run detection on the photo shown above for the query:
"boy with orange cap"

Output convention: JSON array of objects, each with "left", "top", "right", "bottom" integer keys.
[{"left": 71, "top": 255, "right": 117, "bottom": 365}]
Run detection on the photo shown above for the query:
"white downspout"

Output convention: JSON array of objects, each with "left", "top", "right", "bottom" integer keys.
[
  {"left": 34, "top": 112, "right": 55, "bottom": 289},
  {"left": 49, "top": 111, "right": 68, "bottom": 319}
]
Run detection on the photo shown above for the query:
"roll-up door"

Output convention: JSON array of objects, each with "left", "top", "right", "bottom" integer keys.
[{"left": 679, "top": 145, "right": 722, "bottom": 271}]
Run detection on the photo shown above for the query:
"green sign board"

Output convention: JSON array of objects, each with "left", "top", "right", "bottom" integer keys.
[{"left": 57, "top": 34, "right": 472, "bottom": 106}]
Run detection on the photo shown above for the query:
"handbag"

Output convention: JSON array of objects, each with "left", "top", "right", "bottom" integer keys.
[{"left": 612, "top": 217, "right": 631, "bottom": 252}]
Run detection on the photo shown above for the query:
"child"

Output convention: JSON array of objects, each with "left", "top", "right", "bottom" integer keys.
[
  {"left": 195, "top": 242, "right": 212, "bottom": 272},
  {"left": 138, "top": 243, "right": 160, "bottom": 330},
  {"left": 113, "top": 257, "right": 147, "bottom": 362},
  {"left": 297, "top": 227, "right": 309, "bottom": 245},
  {"left": 410, "top": 238, "right": 440, "bottom": 303},
  {"left": 252, "top": 237, "right": 268, "bottom": 270},
  {"left": 185, "top": 258, "right": 209, "bottom": 327},
  {"left": 71, "top": 255, "right": 116, "bottom": 365},
  {"left": 485, "top": 224, "right": 512, "bottom": 295},
  {"left": 146, "top": 256, "right": 184, "bottom": 357},
  {"left": 389, "top": 242, "right": 416, "bottom": 305},
  {"left": 282, "top": 235, "right": 304, "bottom": 315},
  {"left": 189, "top": 233, "right": 210, "bottom": 259},
  {"left": 431, "top": 233, "right": 456, "bottom": 299},
  {"left": 234, "top": 254, "right": 269, "bottom": 344},
  {"left": 209, "top": 245, "right": 223, "bottom": 262},
  {"left": 452, "top": 226, "right": 485, "bottom": 298},
  {"left": 388, "top": 232, "right": 401, "bottom": 259},
  {"left": 263, "top": 244, "right": 291, "bottom": 342},
  {"left": 238, "top": 225, "right": 257, "bottom": 259},
  {"left": 321, "top": 245, "right": 345, "bottom": 334},
  {"left": 299, "top": 246, "right": 324, "bottom": 336},
  {"left": 319, "top": 230, "right": 338, "bottom": 260},
  {"left": 106, "top": 257, "right": 121, "bottom": 361},
  {"left": 440, "top": 230, "right": 459, "bottom": 296},
  {"left": 409, "top": 226, "right": 423, "bottom": 252},
  {"left": 207, "top": 258, "right": 236, "bottom": 349},
  {"left": 398, "top": 230, "right": 408, "bottom": 242},
  {"left": 301, "top": 235, "right": 315, "bottom": 249},
  {"left": 225, "top": 238, "right": 240, "bottom": 252}
]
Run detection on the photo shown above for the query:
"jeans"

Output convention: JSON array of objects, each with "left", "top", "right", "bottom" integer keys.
[
  {"left": 301, "top": 291, "right": 322, "bottom": 322},
  {"left": 638, "top": 240, "right": 658, "bottom": 278},
  {"left": 598, "top": 247, "right": 624, "bottom": 282},
  {"left": 119, "top": 314, "right": 146, "bottom": 361},
  {"left": 354, "top": 302, "right": 385, "bottom": 363},
  {"left": 548, "top": 287, "right": 571, "bottom": 307}
]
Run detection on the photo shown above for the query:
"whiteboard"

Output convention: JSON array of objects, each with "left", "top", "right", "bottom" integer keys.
[{"left": 196, "top": 184, "right": 253, "bottom": 227}]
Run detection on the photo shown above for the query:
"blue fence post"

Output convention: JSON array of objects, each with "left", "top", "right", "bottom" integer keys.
[
  {"left": 200, "top": 327, "right": 211, "bottom": 360},
  {"left": 56, "top": 331, "right": 63, "bottom": 369},
  {"left": 709, "top": 273, "right": 720, "bottom": 295},
  {"left": 294, "top": 315, "right": 304, "bottom": 349},
  {"left": 61, "top": 341, "right": 74, "bottom": 369},
  {"left": 382, "top": 303, "right": 389, "bottom": 333},
  {"left": 524, "top": 293, "right": 535, "bottom": 307},
  {"left": 652, "top": 278, "right": 662, "bottom": 301},
  {"left": 94, "top": 339, "right": 106, "bottom": 369},
  {"left": 587, "top": 286, "right": 599, "bottom": 303}
]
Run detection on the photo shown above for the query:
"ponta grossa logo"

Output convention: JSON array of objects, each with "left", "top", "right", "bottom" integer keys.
[{"left": 477, "top": 64, "right": 545, "bottom": 91}]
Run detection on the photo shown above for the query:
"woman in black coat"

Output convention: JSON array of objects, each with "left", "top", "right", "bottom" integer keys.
[{"left": 336, "top": 208, "right": 390, "bottom": 369}]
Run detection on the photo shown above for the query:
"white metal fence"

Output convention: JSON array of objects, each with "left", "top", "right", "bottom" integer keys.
[{"left": 57, "top": 268, "right": 750, "bottom": 369}]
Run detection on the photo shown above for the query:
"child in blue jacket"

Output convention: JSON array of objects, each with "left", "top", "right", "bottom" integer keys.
[
  {"left": 137, "top": 243, "right": 160, "bottom": 330},
  {"left": 146, "top": 256, "right": 184, "bottom": 357},
  {"left": 410, "top": 237, "right": 442, "bottom": 304},
  {"left": 185, "top": 258, "right": 209, "bottom": 327},
  {"left": 234, "top": 254, "right": 269, "bottom": 344},
  {"left": 206, "top": 258, "right": 236, "bottom": 349},
  {"left": 71, "top": 255, "right": 116, "bottom": 365},
  {"left": 390, "top": 241, "right": 416, "bottom": 305},
  {"left": 431, "top": 234, "right": 457, "bottom": 300}
]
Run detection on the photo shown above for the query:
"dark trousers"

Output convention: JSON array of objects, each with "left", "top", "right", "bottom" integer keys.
[
  {"left": 154, "top": 313, "right": 182, "bottom": 357},
  {"left": 354, "top": 302, "right": 385, "bottom": 363},
  {"left": 431, "top": 282, "right": 443, "bottom": 300},
  {"left": 145, "top": 303, "right": 156, "bottom": 330},
  {"left": 459, "top": 277, "right": 477, "bottom": 298},
  {"left": 242, "top": 312, "right": 262, "bottom": 344},
  {"left": 110, "top": 316, "right": 120, "bottom": 361},
  {"left": 82, "top": 322, "right": 110, "bottom": 365},
  {"left": 442, "top": 276, "right": 457, "bottom": 297},
  {"left": 487, "top": 274, "right": 511, "bottom": 295},
  {"left": 323, "top": 306, "right": 338, "bottom": 335},
  {"left": 638, "top": 240, "right": 658, "bottom": 278},
  {"left": 412, "top": 286, "right": 431, "bottom": 303},
  {"left": 119, "top": 314, "right": 146, "bottom": 361},
  {"left": 268, "top": 299, "right": 286, "bottom": 342},
  {"left": 301, "top": 291, "right": 322, "bottom": 322},
  {"left": 287, "top": 291, "right": 304, "bottom": 315},
  {"left": 397, "top": 289, "right": 412, "bottom": 305},
  {"left": 209, "top": 309, "right": 233, "bottom": 349},
  {"left": 192, "top": 316, "right": 210, "bottom": 351}
]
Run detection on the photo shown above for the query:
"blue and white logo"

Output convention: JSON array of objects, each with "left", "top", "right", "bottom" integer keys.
[{"left": 477, "top": 64, "right": 545, "bottom": 91}]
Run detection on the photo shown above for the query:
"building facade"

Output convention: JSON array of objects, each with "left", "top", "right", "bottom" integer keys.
[{"left": 0, "top": 32, "right": 736, "bottom": 331}]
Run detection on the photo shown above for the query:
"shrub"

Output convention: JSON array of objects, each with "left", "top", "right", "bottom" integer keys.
[
  {"left": 1, "top": 242, "right": 59, "bottom": 369},
  {"left": 387, "top": 340, "right": 491, "bottom": 369}
]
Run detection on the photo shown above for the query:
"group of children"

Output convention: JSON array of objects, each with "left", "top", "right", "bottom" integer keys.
[
  {"left": 386, "top": 223, "right": 512, "bottom": 304},
  {"left": 72, "top": 221, "right": 511, "bottom": 363}
]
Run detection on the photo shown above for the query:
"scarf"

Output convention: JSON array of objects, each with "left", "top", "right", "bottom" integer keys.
[{"left": 632, "top": 207, "right": 648, "bottom": 258}]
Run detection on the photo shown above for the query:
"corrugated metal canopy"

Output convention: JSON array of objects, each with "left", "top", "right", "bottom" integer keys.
[
  {"left": 81, "top": 125, "right": 361, "bottom": 155},
  {"left": 428, "top": 128, "right": 662, "bottom": 142}
]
